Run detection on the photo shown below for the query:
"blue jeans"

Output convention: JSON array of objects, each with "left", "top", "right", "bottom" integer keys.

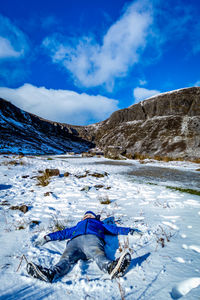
[{"left": 52, "top": 234, "right": 112, "bottom": 277}]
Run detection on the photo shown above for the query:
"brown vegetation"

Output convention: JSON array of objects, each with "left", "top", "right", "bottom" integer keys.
[
  {"left": 36, "top": 168, "right": 60, "bottom": 186},
  {"left": 10, "top": 204, "right": 29, "bottom": 213}
]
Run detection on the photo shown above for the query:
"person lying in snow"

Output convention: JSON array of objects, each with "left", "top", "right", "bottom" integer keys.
[{"left": 27, "top": 211, "right": 143, "bottom": 282}]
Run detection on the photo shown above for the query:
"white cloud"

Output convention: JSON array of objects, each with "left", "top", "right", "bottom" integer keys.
[
  {"left": 0, "top": 84, "right": 119, "bottom": 125},
  {"left": 194, "top": 80, "right": 200, "bottom": 87},
  {"left": 0, "top": 14, "right": 28, "bottom": 59},
  {"left": 133, "top": 87, "right": 160, "bottom": 102},
  {"left": 0, "top": 37, "right": 22, "bottom": 58},
  {"left": 139, "top": 79, "right": 147, "bottom": 86},
  {"left": 43, "top": 0, "right": 152, "bottom": 89}
]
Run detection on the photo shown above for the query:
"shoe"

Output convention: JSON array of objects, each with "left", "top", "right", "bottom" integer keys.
[
  {"left": 26, "top": 262, "right": 55, "bottom": 283},
  {"left": 108, "top": 251, "right": 131, "bottom": 279}
]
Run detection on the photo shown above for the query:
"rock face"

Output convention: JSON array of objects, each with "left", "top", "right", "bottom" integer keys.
[
  {"left": 86, "top": 87, "right": 200, "bottom": 160},
  {"left": 1, "top": 87, "right": 200, "bottom": 160},
  {"left": 0, "top": 98, "right": 94, "bottom": 155}
]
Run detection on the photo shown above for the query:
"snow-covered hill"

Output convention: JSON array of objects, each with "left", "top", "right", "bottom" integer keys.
[
  {"left": 0, "top": 98, "right": 94, "bottom": 155},
  {"left": 0, "top": 154, "right": 200, "bottom": 299}
]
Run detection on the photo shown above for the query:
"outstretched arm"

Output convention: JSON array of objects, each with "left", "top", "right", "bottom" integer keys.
[
  {"left": 103, "top": 224, "right": 143, "bottom": 236},
  {"left": 35, "top": 226, "right": 76, "bottom": 246},
  {"left": 47, "top": 226, "right": 76, "bottom": 241},
  {"left": 103, "top": 223, "right": 131, "bottom": 235}
]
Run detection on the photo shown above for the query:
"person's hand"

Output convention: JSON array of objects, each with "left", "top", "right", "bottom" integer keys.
[
  {"left": 129, "top": 228, "right": 143, "bottom": 237},
  {"left": 35, "top": 235, "right": 51, "bottom": 246}
]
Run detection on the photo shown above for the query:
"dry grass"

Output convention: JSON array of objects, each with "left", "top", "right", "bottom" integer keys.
[
  {"left": 49, "top": 216, "right": 68, "bottom": 232},
  {"left": 116, "top": 279, "right": 126, "bottom": 300},
  {"left": 118, "top": 236, "right": 133, "bottom": 254},
  {"left": 133, "top": 152, "right": 200, "bottom": 163},
  {"left": 3, "top": 160, "right": 25, "bottom": 166},
  {"left": 154, "top": 225, "right": 174, "bottom": 250},
  {"left": 36, "top": 169, "right": 59, "bottom": 186},
  {"left": 98, "top": 195, "right": 111, "bottom": 205},
  {"left": 89, "top": 172, "right": 108, "bottom": 178},
  {"left": 36, "top": 172, "right": 51, "bottom": 186},
  {"left": 166, "top": 186, "right": 200, "bottom": 196}
]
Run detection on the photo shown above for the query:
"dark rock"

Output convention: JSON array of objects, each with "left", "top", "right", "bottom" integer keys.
[
  {"left": 10, "top": 204, "right": 29, "bottom": 213},
  {"left": 94, "top": 184, "right": 105, "bottom": 190},
  {"left": 75, "top": 173, "right": 88, "bottom": 179},
  {"left": 64, "top": 172, "right": 71, "bottom": 177},
  {"left": 89, "top": 172, "right": 108, "bottom": 178},
  {"left": 45, "top": 169, "right": 60, "bottom": 176},
  {"left": 22, "top": 175, "right": 29, "bottom": 178},
  {"left": 44, "top": 191, "right": 53, "bottom": 196},
  {"left": 0, "top": 200, "right": 10, "bottom": 206}
]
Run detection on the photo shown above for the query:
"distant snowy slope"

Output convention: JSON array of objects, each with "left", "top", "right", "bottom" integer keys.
[{"left": 0, "top": 98, "right": 94, "bottom": 155}]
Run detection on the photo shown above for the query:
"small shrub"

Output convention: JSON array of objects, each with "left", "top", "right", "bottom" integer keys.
[
  {"left": 124, "top": 153, "right": 134, "bottom": 159},
  {"left": 98, "top": 195, "right": 111, "bottom": 205},
  {"left": 155, "top": 225, "right": 174, "bottom": 251},
  {"left": 192, "top": 159, "right": 200, "bottom": 164},
  {"left": 0, "top": 200, "right": 10, "bottom": 206},
  {"left": 81, "top": 152, "right": 94, "bottom": 157},
  {"left": 37, "top": 172, "right": 50, "bottom": 186},
  {"left": 50, "top": 216, "right": 67, "bottom": 232},
  {"left": 10, "top": 205, "right": 29, "bottom": 213},
  {"left": 89, "top": 172, "right": 108, "bottom": 178},
  {"left": 36, "top": 169, "right": 59, "bottom": 186},
  {"left": 3, "top": 160, "right": 25, "bottom": 166},
  {"left": 44, "top": 191, "right": 52, "bottom": 196},
  {"left": 45, "top": 169, "right": 60, "bottom": 176}
]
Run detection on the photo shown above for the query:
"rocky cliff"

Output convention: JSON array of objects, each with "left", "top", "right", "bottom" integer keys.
[
  {"left": 86, "top": 87, "right": 200, "bottom": 161},
  {"left": 0, "top": 98, "right": 94, "bottom": 155},
  {"left": 1, "top": 87, "right": 200, "bottom": 160}
]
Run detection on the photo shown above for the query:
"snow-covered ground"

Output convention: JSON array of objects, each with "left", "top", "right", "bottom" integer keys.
[{"left": 0, "top": 154, "right": 200, "bottom": 300}]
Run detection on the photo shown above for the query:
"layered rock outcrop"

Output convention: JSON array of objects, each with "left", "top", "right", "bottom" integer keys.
[{"left": 86, "top": 87, "right": 200, "bottom": 160}]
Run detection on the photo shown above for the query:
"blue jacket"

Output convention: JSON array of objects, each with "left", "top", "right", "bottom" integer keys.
[{"left": 47, "top": 218, "right": 131, "bottom": 242}]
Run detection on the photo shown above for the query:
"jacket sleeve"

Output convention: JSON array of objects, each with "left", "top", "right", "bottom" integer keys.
[
  {"left": 103, "top": 223, "right": 131, "bottom": 235},
  {"left": 47, "top": 226, "right": 76, "bottom": 241}
]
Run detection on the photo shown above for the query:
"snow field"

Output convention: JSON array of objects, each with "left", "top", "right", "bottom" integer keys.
[{"left": 0, "top": 155, "right": 200, "bottom": 299}]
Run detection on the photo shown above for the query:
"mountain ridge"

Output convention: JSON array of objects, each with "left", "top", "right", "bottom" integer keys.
[
  {"left": 0, "top": 86, "right": 200, "bottom": 160},
  {"left": 87, "top": 87, "right": 200, "bottom": 160},
  {"left": 0, "top": 97, "right": 94, "bottom": 155}
]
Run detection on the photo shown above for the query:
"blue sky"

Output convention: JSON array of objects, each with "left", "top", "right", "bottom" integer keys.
[{"left": 0, "top": 0, "right": 200, "bottom": 125}]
